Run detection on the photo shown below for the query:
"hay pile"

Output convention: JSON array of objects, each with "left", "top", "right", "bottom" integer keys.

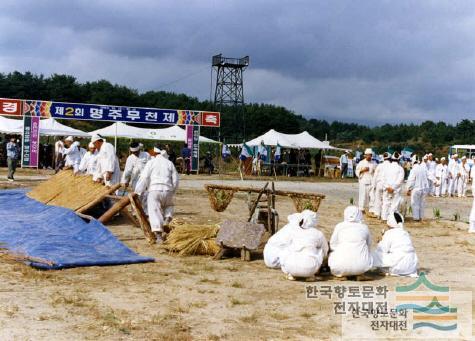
[
  {"left": 28, "top": 170, "right": 117, "bottom": 211},
  {"left": 163, "top": 223, "right": 220, "bottom": 256}
]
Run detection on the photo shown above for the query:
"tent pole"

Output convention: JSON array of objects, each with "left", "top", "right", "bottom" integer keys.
[{"left": 114, "top": 123, "right": 118, "bottom": 150}]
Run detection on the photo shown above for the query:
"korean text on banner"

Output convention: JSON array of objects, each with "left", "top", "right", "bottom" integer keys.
[{"left": 21, "top": 116, "right": 40, "bottom": 167}]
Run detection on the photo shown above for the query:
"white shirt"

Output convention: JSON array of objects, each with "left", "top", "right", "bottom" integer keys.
[
  {"left": 372, "top": 160, "right": 390, "bottom": 188},
  {"left": 435, "top": 163, "right": 447, "bottom": 179},
  {"left": 448, "top": 159, "right": 461, "bottom": 178},
  {"left": 62, "top": 141, "right": 82, "bottom": 172},
  {"left": 382, "top": 162, "right": 405, "bottom": 192},
  {"left": 121, "top": 151, "right": 151, "bottom": 189},
  {"left": 406, "top": 163, "right": 429, "bottom": 191},
  {"left": 79, "top": 150, "right": 98, "bottom": 175},
  {"left": 55, "top": 140, "right": 64, "bottom": 155},
  {"left": 355, "top": 159, "right": 375, "bottom": 185},
  {"left": 135, "top": 155, "right": 179, "bottom": 194},
  {"left": 93, "top": 142, "right": 121, "bottom": 186}
]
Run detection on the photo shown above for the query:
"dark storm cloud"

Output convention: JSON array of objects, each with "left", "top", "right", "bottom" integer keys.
[{"left": 1, "top": 0, "right": 474, "bottom": 124}]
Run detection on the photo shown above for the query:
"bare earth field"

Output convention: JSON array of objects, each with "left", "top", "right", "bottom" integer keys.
[{"left": 0, "top": 172, "right": 474, "bottom": 340}]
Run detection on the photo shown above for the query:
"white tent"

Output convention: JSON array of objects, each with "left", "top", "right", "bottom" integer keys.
[
  {"left": 245, "top": 129, "right": 338, "bottom": 149},
  {"left": 0, "top": 117, "right": 90, "bottom": 137},
  {"left": 0, "top": 116, "right": 22, "bottom": 134},
  {"left": 89, "top": 122, "right": 218, "bottom": 143}
]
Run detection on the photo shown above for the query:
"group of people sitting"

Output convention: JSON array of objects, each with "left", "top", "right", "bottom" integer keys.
[
  {"left": 264, "top": 206, "right": 418, "bottom": 281},
  {"left": 56, "top": 134, "right": 179, "bottom": 244}
]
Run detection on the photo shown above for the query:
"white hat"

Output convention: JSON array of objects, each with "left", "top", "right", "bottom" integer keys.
[
  {"left": 91, "top": 134, "right": 104, "bottom": 143},
  {"left": 65, "top": 136, "right": 74, "bottom": 142},
  {"left": 428, "top": 153, "right": 433, "bottom": 157},
  {"left": 453, "top": 153, "right": 459, "bottom": 158},
  {"left": 88, "top": 142, "right": 95, "bottom": 149},
  {"left": 364, "top": 148, "right": 373, "bottom": 155},
  {"left": 387, "top": 212, "right": 404, "bottom": 228},
  {"left": 422, "top": 155, "right": 428, "bottom": 160},
  {"left": 462, "top": 156, "right": 467, "bottom": 160},
  {"left": 153, "top": 146, "right": 161, "bottom": 153},
  {"left": 441, "top": 157, "right": 446, "bottom": 161}
]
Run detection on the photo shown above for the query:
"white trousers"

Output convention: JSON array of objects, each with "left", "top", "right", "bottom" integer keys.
[
  {"left": 381, "top": 190, "right": 401, "bottom": 221},
  {"left": 457, "top": 176, "right": 468, "bottom": 197},
  {"left": 411, "top": 188, "right": 425, "bottom": 221},
  {"left": 435, "top": 177, "right": 447, "bottom": 197},
  {"left": 358, "top": 182, "right": 371, "bottom": 211},
  {"left": 448, "top": 177, "right": 458, "bottom": 196},
  {"left": 469, "top": 194, "right": 475, "bottom": 233},
  {"left": 370, "top": 184, "right": 384, "bottom": 217},
  {"left": 147, "top": 190, "right": 175, "bottom": 232}
]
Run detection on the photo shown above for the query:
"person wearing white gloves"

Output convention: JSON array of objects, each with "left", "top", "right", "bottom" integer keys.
[
  {"left": 381, "top": 152, "right": 405, "bottom": 221},
  {"left": 263, "top": 213, "right": 301, "bottom": 268},
  {"left": 280, "top": 210, "right": 329, "bottom": 281},
  {"left": 435, "top": 157, "right": 448, "bottom": 197},
  {"left": 62, "top": 136, "right": 82, "bottom": 174},
  {"left": 355, "top": 148, "right": 375, "bottom": 214},
  {"left": 78, "top": 142, "right": 98, "bottom": 175},
  {"left": 91, "top": 134, "right": 121, "bottom": 187},
  {"left": 135, "top": 146, "right": 179, "bottom": 243},
  {"left": 372, "top": 212, "right": 418, "bottom": 277},
  {"left": 328, "top": 206, "right": 373, "bottom": 277},
  {"left": 406, "top": 159, "right": 429, "bottom": 222}
]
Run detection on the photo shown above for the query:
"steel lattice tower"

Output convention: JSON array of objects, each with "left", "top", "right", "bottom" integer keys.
[{"left": 212, "top": 54, "right": 249, "bottom": 142}]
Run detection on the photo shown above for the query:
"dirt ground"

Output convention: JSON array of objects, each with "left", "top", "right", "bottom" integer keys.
[{"left": 0, "top": 172, "right": 474, "bottom": 340}]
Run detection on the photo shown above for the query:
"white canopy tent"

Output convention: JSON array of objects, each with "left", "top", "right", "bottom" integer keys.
[
  {"left": 0, "top": 116, "right": 90, "bottom": 137},
  {"left": 89, "top": 122, "right": 218, "bottom": 144},
  {"left": 245, "top": 129, "right": 338, "bottom": 150}
]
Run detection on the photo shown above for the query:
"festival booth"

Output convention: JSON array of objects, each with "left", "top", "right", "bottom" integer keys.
[
  {"left": 0, "top": 116, "right": 90, "bottom": 137},
  {"left": 243, "top": 129, "right": 339, "bottom": 176},
  {"left": 89, "top": 122, "right": 218, "bottom": 144}
]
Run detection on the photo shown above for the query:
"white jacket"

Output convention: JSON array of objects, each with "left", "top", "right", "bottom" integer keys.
[
  {"left": 121, "top": 152, "right": 151, "bottom": 189},
  {"left": 328, "top": 221, "right": 373, "bottom": 276},
  {"left": 372, "top": 160, "right": 390, "bottom": 188},
  {"left": 135, "top": 155, "right": 179, "bottom": 194},
  {"left": 355, "top": 159, "right": 375, "bottom": 185},
  {"left": 448, "top": 160, "right": 461, "bottom": 178},
  {"left": 93, "top": 142, "right": 121, "bottom": 186},
  {"left": 63, "top": 141, "right": 82, "bottom": 170},
  {"left": 373, "top": 227, "right": 418, "bottom": 276},
  {"left": 435, "top": 163, "right": 447, "bottom": 179},
  {"left": 382, "top": 162, "right": 405, "bottom": 192},
  {"left": 406, "top": 163, "right": 429, "bottom": 192},
  {"left": 79, "top": 150, "right": 98, "bottom": 175}
]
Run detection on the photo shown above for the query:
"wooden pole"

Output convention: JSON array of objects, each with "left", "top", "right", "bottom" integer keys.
[
  {"left": 247, "top": 182, "right": 269, "bottom": 222},
  {"left": 128, "top": 193, "right": 156, "bottom": 244},
  {"left": 76, "top": 183, "right": 121, "bottom": 213},
  {"left": 98, "top": 195, "right": 131, "bottom": 224}
]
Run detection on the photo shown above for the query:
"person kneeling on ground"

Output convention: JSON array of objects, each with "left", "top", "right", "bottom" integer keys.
[
  {"left": 263, "top": 212, "right": 302, "bottom": 269},
  {"left": 135, "top": 146, "right": 179, "bottom": 244},
  {"left": 372, "top": 212, "right": 419, "bottom": 278},
  {"left": 328, "top": 206, "right": 373, "bottom": 277},
  {"left": 280, "top": 210, "right": 329, "bottom": 281}
]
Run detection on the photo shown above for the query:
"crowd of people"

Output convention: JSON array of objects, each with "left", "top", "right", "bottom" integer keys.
[
  {"left": 353, "top": 149, "right": 475, "bottom": 231},
  {"left": 53, "top": 134, "right": 179, "bottom": 244},
  {"left": 264, "top": 207, "right": 418, "bottom": 281}
]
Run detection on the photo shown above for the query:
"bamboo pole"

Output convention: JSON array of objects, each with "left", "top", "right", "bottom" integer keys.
[
  {"left": 98, "top": 195, "right": 131, "bottom": 224},
  {"left": 128, "top": 193, "right": 156, "bottom": 244},
  {"left": 205, "top": 183, "right": 325, "bottom": 199},
  {"left": 76, "top": 183, "right": 121, "bottom": 213}
]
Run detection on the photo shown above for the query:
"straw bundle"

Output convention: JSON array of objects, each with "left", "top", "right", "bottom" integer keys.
[
  {"left": 163, "top": 224, "right": 220, "bottom": 256},
  {"left": 28, "top": 170, "right": 117, "bottom": 211},
  {"left": 289, "top": 194, "right": 323, "bottom": 213},
  {"left": 205, "top": 186, "right": 236, "bottom": 212}
]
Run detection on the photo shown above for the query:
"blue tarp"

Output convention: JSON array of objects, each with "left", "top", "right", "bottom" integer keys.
[{"left": 0, "top": 189, "right": 154, "bottom": 269}]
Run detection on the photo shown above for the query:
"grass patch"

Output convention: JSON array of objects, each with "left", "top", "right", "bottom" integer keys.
[
  {"left": 199, "top": 277, "right": 221, "bottom": 285},
  {"left": 270, "top": 311, "right": 290, "bottom": 320},
  {"left": 239, "top": 312, "right": 259, "bottom": 323},
  {"left": 230, "top": 298, "right": 248, "bottom": 306},
  {"left": 231, "top": 281, "right": 244, "bottom": 288}
]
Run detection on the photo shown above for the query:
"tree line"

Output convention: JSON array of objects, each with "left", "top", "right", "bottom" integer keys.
[{"left": 0, "top": 71, "right": 473, "bottom": 154}]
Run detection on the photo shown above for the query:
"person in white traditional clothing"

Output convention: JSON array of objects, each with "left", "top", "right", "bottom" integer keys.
[
  {"left": 135, "top": 146, "right": 179, "bottom": 243},
  {"left": 54, "top": 137, "right": 65, "bottom": 173},
  {"left": 355, "top": 148, "right": 375, "bottom": 214},
  {"left": 369, "top": 152, "right": 391, "bottom": 219},
  {"left": 447, "top": 154, "right": 460, "bottom": 197},
  {"left": 372, "top": 212, "right": 418, "bottom": 277},
  {"left": 457, "top": 156, "right": 470, "bottom": 198},
  {"left": 435, "top": 157, "right": 448, "bottom": 197},
  {"left": 78, "top": 142, "right": 98, "bottom": 175},
  {"left": 426, "top": 153, "right": 437, "bottom": 196},
  {"left": 280, "top": 210, "right": 329, "bottom": 281},
  {"left": 469, "top": 169, "right": 475, "bottom": 233},
  {"left": 381, "top": 152, "right": 405, "bottom": 221},
  {"left": 121, "top": 142, "right": 151, "bottom": 190},
  {"left": 264, "top": 213, "right": 304, "bottom": 269},
  {"left": 91, "top": 134, "right": 121, "bottom": 186},
  {"left": 406, "top": 158, "right": 429, "bottom": 222},
  {"left": 62, "top": 136, "right": 82, "bottom": 174},
  {"left": 328, "top": 206, "right": 373, "bottom": 277}
]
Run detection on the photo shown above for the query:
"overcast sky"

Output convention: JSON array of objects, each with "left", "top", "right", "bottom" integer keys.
[{"left": 1, "top": 0, "right": 474, "bottom": 125}]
